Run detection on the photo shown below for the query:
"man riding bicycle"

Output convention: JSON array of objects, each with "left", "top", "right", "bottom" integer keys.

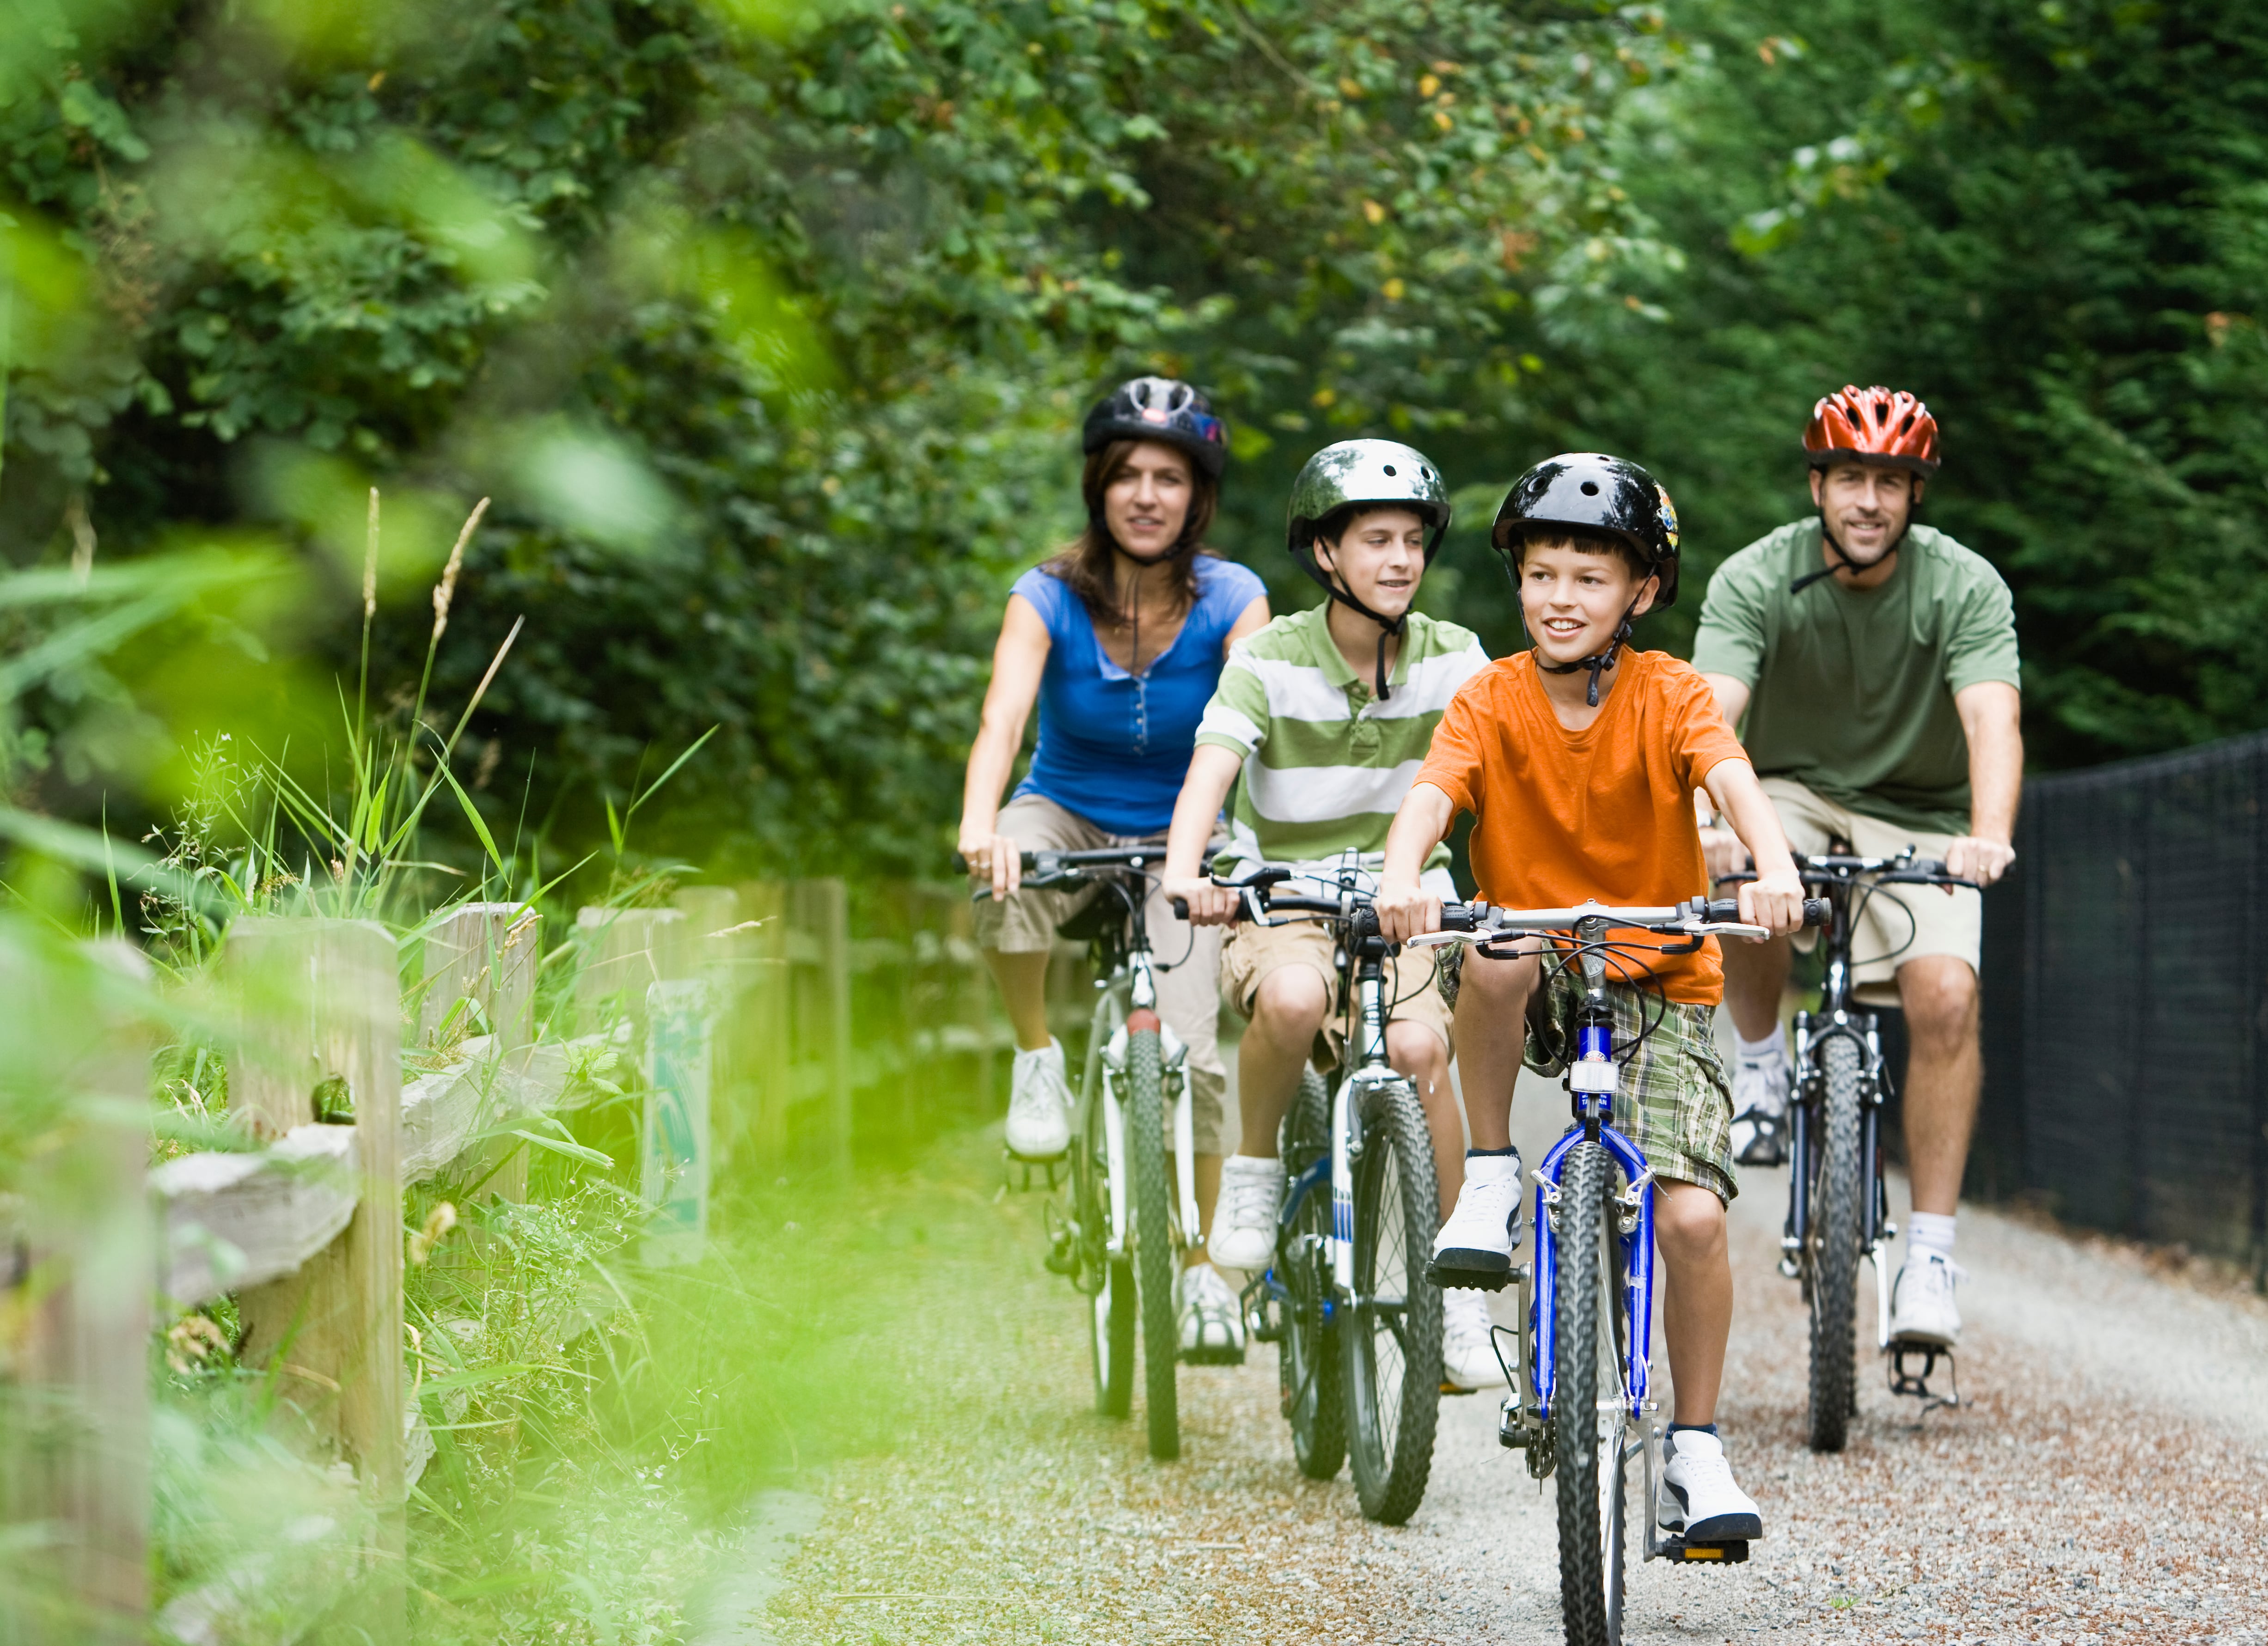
[{"left": 1691, "top": 385, "right": 2022, "bottom": 1349}]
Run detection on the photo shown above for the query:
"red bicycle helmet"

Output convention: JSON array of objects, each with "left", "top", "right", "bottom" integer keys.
[{"left": 1803, "top": 385, "right": 1940, "bottom": 476}]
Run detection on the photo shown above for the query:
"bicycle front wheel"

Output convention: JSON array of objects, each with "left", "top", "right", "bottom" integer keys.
[
  {"left": 1553, "top": 1139, "right": 1628, "bottom": 1646},
  {"left": 1278, "top": 1067, "right": 1345, "bottom": 1480},
  {"left": 1079, "top": 1072, "right": 1134, "bottom": 1418},
  {"left": 1805, "top": 1033, "right": 1864, "bottom": 1452},
  {"left": 1342, "top": 1077, "right": 1443, "bottom": 1524},
  {"left": 1127, "top": 1022, "right": 1179, "bottom": 1460}
]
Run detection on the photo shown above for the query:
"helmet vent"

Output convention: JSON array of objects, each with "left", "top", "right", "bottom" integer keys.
[
  {"left": 1580, "top": 480, "right": 1600, "bottom": 496},
  {"left": 1382, "top": 463, "right": 1398, "bottom": 476}
]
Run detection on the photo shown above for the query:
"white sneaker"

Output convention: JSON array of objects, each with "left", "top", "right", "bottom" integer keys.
[
  {"left": 1729, "top": 1049, "right": 1791, "bottom": 1167},
  {"left": 1207, "top": 1154, "right": 1284, "bottom": 1271},
  {"left": 1440, "top": 1288, "right": 1507, "bottom": 1390},
  {"left": 1005, "top": 1040, "right": 1071, "bottom": 1158},
  {"left": 1428, "top": 1152, "right": 1522, "bottom": 1285},
  {"left": 1176, "top": 1262, "right": 1246, "bottom": 1365},
  {"left": 1888, "top": 1251, "right": 1965, "bottom": 1347},
  {"left": 1657, "top": 1429, "right": 1763, "bottom": 1542}
]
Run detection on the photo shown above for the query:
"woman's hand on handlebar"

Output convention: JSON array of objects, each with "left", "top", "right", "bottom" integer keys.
[
  {"left": 958, "top": 824, "right": 1023, "bottom": 900},
  {"left": 1165, "top": 876, "right": 1241, "bottom": 927},
  {"left": 1374, "top": 874, "right": 1441, "bottom": 945},
  {"left": 1737, "top": 865, "right": 1808, "bottom": 939}
]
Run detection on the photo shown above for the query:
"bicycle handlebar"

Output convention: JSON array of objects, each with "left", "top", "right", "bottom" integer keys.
[
  {"left": 1716, "top": 854, "right": 1984, "bottom": 893},
  {"left": 1417, "top": 895, "right": 1830, "bottom": 945},
  {"left": 958, "top": 846, "right": 1165, "bottom": 902}
]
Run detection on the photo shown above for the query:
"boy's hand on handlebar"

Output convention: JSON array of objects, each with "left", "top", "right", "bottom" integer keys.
[
  {"left": 1737, "top": 866, "right": 1807, "bottom": 939},
  {"left": 1374, "top": 875, "right": 1440, "bottom": 945},
  {"left": 1941, "top": 835, "right": 2015, "bottom": 889},
  {"left": 958, "top": 827, "right": 1022, "bottom": 899},
  {"left": 1165, "top": 876, "right": 1240, "bottom": 926},
  {"left": 1699, "top": 824, "right": 1751, "bottom": 884}
]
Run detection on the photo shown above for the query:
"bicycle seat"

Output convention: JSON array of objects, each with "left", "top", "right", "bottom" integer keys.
[{"left": 1053, "top": 896, "right": 1119, "bottom": 945}]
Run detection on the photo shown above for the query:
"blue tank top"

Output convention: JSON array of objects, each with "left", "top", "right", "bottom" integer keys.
[{"left": 1011, "top": 555, "right": 1267, "bottom": 836}]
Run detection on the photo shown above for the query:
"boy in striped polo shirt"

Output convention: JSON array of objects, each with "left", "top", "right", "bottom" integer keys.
[{"left": 1162, "top": 439, "right": 1500, "bottom": 1385}]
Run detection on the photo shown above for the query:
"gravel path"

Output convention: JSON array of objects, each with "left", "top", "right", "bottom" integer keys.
[{"left": 708, "top": 1076, "right": 2268, "bottom": 1646}]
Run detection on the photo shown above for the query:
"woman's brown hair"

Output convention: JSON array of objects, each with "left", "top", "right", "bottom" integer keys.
[{"left": 1038, "top": 439, "right": 1221, "bottom": 628}]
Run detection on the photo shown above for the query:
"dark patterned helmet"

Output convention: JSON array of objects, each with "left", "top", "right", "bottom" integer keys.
[
  {"left": 1082, "top": 377, "right": 1229, "bottom": 479},
  {"left": 1490, "top": 451, "right": 1682, "bottom": 609}
]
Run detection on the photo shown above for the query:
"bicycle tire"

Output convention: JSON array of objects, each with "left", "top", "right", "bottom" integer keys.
[
  {"left": 1343, "top": 1077, "right": 1443, "bottom": 1524},
  {"left": 1278, "top": 1067, "right": 1345, "bottom": 1480},
  {"left": 1080, "top": 1068, "right": 1134, "bottom": 1418},
  {"left": 1127, "top": 1023, "right": 1179, "bottom": 1460},
  {"left": 1806, "top": 1034, "right": 1864, "bottom": 1453},
  {"left": 1553, "top": 1140, "right": 1628, "bottom": 1646}
]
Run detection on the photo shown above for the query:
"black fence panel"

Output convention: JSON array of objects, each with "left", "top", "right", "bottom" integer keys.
[{"left": 1981, "top": 733, "right": 2268, "bottom": 1274}]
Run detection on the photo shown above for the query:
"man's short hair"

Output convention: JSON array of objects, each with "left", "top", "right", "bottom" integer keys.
[{"left": 1507, "top": 523, "right": 1651, "bottom": 582}]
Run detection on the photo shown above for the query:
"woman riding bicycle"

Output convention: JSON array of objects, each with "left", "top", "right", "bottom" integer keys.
[{"left": 959, "top": 376, "right": 1270, "bottom": 1353}]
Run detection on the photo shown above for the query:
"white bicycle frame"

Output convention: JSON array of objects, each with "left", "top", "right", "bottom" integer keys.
[{"left": 1090, "top": 948, "right": 1199, "bottom": 1265}]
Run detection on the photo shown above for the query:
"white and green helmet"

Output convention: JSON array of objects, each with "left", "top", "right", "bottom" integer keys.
[{"left": 1283, "top": 438, "right": 1454, "bottom": 699}]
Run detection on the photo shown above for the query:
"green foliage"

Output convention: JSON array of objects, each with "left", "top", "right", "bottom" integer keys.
[
  {"left": 1532, "top": 0, "right": 2268, "bottom": 766},
  {"left": 1, "top": 0, "right": 1663, "bottom": 880}
]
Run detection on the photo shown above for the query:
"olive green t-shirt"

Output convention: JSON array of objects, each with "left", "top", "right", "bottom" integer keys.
[{"left": 1689, "top": 519, "right": 2020, "bottom": 835}]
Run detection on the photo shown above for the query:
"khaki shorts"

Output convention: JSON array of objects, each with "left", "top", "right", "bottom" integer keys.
[
  {"left": 1761, "top": 777, "right": 1982, "bottom": 1007},
  {"left": 970, "top": 792, "right": 1228, "bottom": 1153},
  {"left": 1521, "top": 968, "right": 1736, "bottom": 1206},
  {"left": 1220, "top": 914, "right": 1453, "bottom": 1068}
]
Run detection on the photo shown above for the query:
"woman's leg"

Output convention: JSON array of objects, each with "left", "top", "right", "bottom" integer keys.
[{"left": 983, "top": 949, "right": 1054, "bottom": 1052}]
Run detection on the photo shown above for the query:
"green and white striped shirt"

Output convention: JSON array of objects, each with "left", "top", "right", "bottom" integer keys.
[{"left": 1195, "top": 605, "right": 1487, "bottom": 886}]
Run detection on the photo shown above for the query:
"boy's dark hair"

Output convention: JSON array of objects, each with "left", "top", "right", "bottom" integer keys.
[
  {"left": 1313, "top": 500, "right": 1422, "bottom": 553},
  {"left": 1506, "top": 523, "right": 1651, "bottom": 583}
]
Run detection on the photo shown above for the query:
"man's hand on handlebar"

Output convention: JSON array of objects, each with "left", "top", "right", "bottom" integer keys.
[
  {"left": 958, "top": 826, "right": 1023, "bottom": 900},
  {"left": 1737, "top": 866, "right": 1808, "bottom": 939},
  {"left": 1699, "top": 824, "right": 1751, "bottom": 884},
  {"left": 1373, "top": 874, "right": 1441, "bottom": 946},
  {"left": 1164, "top": 876, "right": 1241, "bottom": 927},
  {"left": 1941, "top": 834, "right": 2016, "bottom": 889}
]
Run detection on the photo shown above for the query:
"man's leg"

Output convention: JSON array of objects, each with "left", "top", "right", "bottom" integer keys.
[
  {"left": 1896, "top": 955, "right": 1981, "bottom": 1217},
  {"left": 1718, "top": 935, "right": 1791, "bottom": 1045}
]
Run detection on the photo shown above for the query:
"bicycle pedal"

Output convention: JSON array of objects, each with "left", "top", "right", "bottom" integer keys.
[
  {"left": 1886, "top": 1340, "right": 1960, "bottom": 1409},
  {"left": 1180, "top": 1345, "right": 1247, "bottom": 1367},
  {"left": 1654, "top": 1536, "right": 1749, "bottom": 1565},
  {"left": 999, "top": 1147, "right": 1065, "bottom": 1192},
  {"left": 1423, "top": 1256, "right": 1511, "bottom": 1293},
  {"left": 1439, "top": 1380, "right": 1480, "bottom": 1396}
]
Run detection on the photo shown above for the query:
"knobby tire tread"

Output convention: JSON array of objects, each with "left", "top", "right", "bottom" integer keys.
[
  {"left": 1807, "top": 1035, "right": 1864, "bottom": 1453},
  {"left": 1128, "top": 1028, "right": 1179, "bottom": 1460},
  {"left": 1554, "top": 1141, "right": 1620, "bottom": 1646},
  {"left": 1281, "top": 1068, "right": 1345, "bottom": 1480},
  {"left": 1082, "top": 1070, "right": 1134, "bottom": 1418},
  {"left": 1344, "top": 1079, "right": 1443, "bottom": 1524}
]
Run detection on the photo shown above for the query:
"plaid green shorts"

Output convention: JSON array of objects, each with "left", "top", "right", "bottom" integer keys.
[{"left": 1521, "top": 967, "right": 1737, "bottom": 1205}]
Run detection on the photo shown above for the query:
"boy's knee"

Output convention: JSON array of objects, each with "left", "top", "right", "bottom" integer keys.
[
  {"left": 1653, "top": 1179, "right": 1727, "bottom": 1257},
  {"left": 1385, "top": 1020, "right": 1448, "bottom": 1080},
  {"left": 1251, "top": 964, "right": 1330, "bottom": 1034}
]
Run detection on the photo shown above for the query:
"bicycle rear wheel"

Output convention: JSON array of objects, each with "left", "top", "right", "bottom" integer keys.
[
  {"left": 1805, "top": 1034, "right": 1864, "bottom": 1453},
  {"left": 1343, "top": 1077, "right": 1443, "bottom": 1524},
  {"left": 1127, "top": 1022, "right": 1179, "bottom": 1460},
  {"left": 1553, "top": 1140, "right": 1628, "bottom": 1646},
  {"left": 1079, "top": 1073, "right": 1134, "bottom": 1418},
  {"left": 1278, "top": 1067, "right": 1344, "bottom": 1480}
]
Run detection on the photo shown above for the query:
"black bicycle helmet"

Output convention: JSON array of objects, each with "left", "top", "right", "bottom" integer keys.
[
  {"left": 1082, "top": 376, "right": 1229, "bottom": 480},
  {"left": 1284, "top": 438, "right": 1454, "bottom": 700},
  {"left": 1492, "top": 452, "right": 1682, "bottom": 706}
]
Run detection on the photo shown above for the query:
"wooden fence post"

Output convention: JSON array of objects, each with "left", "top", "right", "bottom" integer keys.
[
  {"left": 797, "top": 879, "right": 853, "bottom": 1174},
  {"left": 573, "top": 906, "right": 689, "bottom": 1030},
  {"left": 736, "top": 881, "right": 790, "bottom": 1161},
  {"left": 226, "top": 919, "right": 405, "bottom": 1642},
  {"left": 642, "top": 979, "right": 712, "bottom": 1266},
  {"left": 420, "top": 902, "right": 540, "bottom": 1201},
  {"left": 4, "top": 943, "right": 153, "bottom": 1646}
]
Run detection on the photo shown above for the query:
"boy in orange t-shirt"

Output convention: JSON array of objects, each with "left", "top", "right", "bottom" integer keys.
[{"left": 1376, "top": 453, "right": 1805, "bottom": 1544}]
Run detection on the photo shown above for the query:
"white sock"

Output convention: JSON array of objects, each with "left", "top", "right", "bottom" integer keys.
[
  {"left": 1907, "top": 1211, "right": 1956, "bottom": 1264},
  {"left": 1734, "top": 1024, "right": 1786, "bottom": 1065}
]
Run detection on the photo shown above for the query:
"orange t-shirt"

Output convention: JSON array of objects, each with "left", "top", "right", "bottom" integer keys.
[{"left": 1415, "top": 649, "right": 1749, "bottom": 1004}]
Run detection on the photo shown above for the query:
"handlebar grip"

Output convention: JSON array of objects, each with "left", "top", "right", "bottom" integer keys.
[
  {"left": 1169, "top": 896, "right": 1187, "bottom": 920},
  {"left": 1438, "top": 902, "right": 1478, "bottom": 933},
  {"left": 1803, "top": 897, "right": 1830, "bottom": 927},
  {"left": 1703, "top": 898, "right": 1741, "bottom": 924}
]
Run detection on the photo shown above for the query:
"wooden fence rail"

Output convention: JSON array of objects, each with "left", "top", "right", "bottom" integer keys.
[{"left": 2, "top": 878, "right": 1006, "bottom": 1645}]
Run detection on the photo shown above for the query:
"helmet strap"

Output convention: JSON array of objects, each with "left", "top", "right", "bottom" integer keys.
[
  {"left": 1537, "top": 608, "right": 1637, "bottom": 709},
  {"left": 1792, "top": 494, "right": 1912, "bottom": 594},
  {"left": 1306, "top": 537, "right": 1405, "bottom": 700}
]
